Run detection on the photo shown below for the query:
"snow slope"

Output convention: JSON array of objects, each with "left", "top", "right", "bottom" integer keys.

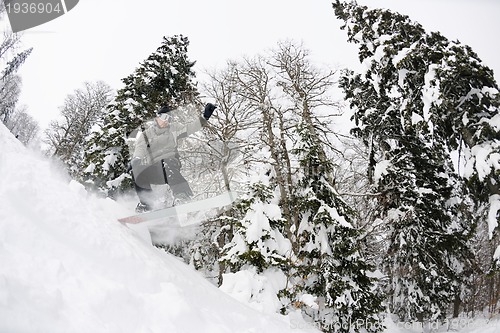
[
  {"left": 0, "top": 123, "right": 312, "bottom": 333},
  {"left": 2, "top": 123, "right": 498, "bottom": 333}
]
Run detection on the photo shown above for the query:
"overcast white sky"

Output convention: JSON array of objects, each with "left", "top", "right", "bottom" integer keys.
[{"left": 6, "top": 0, "right": 500, "bottom": 129}]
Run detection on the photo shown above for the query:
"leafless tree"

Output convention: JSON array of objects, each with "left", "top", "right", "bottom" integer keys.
[
  {"left": 5, "top": 104, "right": 40, "bottom": 145},
  {"left": 44, "top": 81, "right": 113, "bottom": 176},
  {"left": 200, "top": 62, "right": 260, "bottom": 191}
]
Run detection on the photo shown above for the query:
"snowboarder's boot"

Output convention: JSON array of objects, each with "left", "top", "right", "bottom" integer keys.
[{"left": 135, "top": 202, "right": 152, "bottom": 213}]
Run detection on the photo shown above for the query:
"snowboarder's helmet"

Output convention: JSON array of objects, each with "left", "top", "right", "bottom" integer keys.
[{"left": 157, "top": 105, "right": 170, "bottom": 115}]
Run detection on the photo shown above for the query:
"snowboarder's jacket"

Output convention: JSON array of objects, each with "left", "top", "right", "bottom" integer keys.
[{"left": 133, "top": 116, "right": 207, "bottom": 166}]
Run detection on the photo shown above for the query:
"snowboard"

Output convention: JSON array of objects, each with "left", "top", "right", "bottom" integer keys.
[{"left": 118, "top": 191, "right": 238, "bottom": 225}]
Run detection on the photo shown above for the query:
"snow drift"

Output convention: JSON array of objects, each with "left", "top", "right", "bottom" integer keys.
[{"left": 0, "top": 123, "right": 309, "bottom": 332}]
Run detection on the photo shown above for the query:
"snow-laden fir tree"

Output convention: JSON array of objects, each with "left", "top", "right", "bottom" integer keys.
[
  {"left": 263, "top": 39, "right": 383, "bottom": 331},
  {"left": 333, "top": 0, "right": 499, "bottom": 321},
  {"left": 218, "top": 172, "right": 293, "bottom": 313},
  {"left": 291, "top": 122, "right": 383, "bottom": 333},
  {"left": 199, "top": 42, "right": 385, "bottom": 328},
  {"left": 0, "top": 4, "right": 32, "bottom": 125},
  {"left": 82, "top": 35, "right": 199, "bottom": 196},
  {"left": 221, "top": 177, "right": 291, "bottom": 273}
]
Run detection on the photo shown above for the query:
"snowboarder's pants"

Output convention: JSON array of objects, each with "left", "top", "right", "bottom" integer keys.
[{"left": 132, "top": 158, "right": 193, "bottom": 206}]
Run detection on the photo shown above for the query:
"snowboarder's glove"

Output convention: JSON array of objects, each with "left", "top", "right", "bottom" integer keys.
[{"left": 203, "top": 103, "right": 217, "bottom": 120}]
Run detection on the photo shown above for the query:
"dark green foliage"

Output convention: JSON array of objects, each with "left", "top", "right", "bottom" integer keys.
[{"left": 332, "top": 0, "right": 500, "bottom": 321}]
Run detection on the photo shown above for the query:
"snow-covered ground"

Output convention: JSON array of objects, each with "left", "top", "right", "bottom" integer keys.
[
  {"left": 0, "top": 123, "right": 314, "bottom": 332},
  {"left": 1, "top": 122, "right": 498, "bottom": 333}
]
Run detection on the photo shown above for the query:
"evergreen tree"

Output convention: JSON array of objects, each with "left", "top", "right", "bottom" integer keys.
[
  {"left": 188, "top": 42, "right": 384, "bottom": 328},
  {"left": 216, "top": 178, "right": 292, "bottom": 313},
  {"left": 0, "top": 74, "right": 22, "bottom": 124},
  {"left": 221, "top": 179, "right": 292, "bottom": 273},
  {"left": 266, "top": 40, "right": 383, "bottom": 330},
  {"left": 1, "top": 4, "right": 32, "bottom": 124},
  {"left": 291, "top": 122, "right": 383, "bottom": 333},
  {"left": 333, "top": 0, "right": 499, "bottom": 321},
  {"left": 82, "top": 35, "right": 199, "bottom": 196}
]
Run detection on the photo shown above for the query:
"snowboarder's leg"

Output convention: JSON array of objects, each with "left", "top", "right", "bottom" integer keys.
[
  {"left": 163, "top": 158, "right": 193, "bottom": 203},
  {"left": 134, "top": 183, "right": 154, "bottom": 212},
  {"left": 133, "top": 163, "right": 166, "bottom": 212}
]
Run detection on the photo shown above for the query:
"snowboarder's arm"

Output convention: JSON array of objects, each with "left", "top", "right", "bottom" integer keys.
[
  {"left": 172, "top": 103, "right": 217, "bottom": 139},
  {"left": 133, "top": 131, "right": 148, "bottom": 161},
  {"left": 170, "top": 117, "right": 203, "bottom": 140}
]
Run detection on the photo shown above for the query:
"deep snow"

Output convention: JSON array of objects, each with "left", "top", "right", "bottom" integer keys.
[
  {"left": 0, "top": 123, "right": 313, "bottom": 332},
  {"left": 1, "top": 122, "right": 499, "bottom": 333}
]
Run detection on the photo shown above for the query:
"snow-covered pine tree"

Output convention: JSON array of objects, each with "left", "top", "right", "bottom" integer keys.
[
  {"left": 263, "top": 40, "right": 383, "bottom": 331},
  {"left": 333, "top": 0, "right": 498, "bottom": 321},
  {"left": 290, "top": 121, "right": 383, "bottom": 333},
  {"left": 221, "top": 179, "right": 291, "bottom": 272},
  {"left": 0, "top": 4, "right": 32, "bottom": 125},
  {"left": 82, "top": 35, "right": 199, "bottom": 196},
  {"left": 218, "top": 176, "right": 293, "bottom": 312}
]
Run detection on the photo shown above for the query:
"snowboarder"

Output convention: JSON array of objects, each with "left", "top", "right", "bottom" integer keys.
[{"left": 130, "top": 103, "right": 217, "bottom": 212}]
